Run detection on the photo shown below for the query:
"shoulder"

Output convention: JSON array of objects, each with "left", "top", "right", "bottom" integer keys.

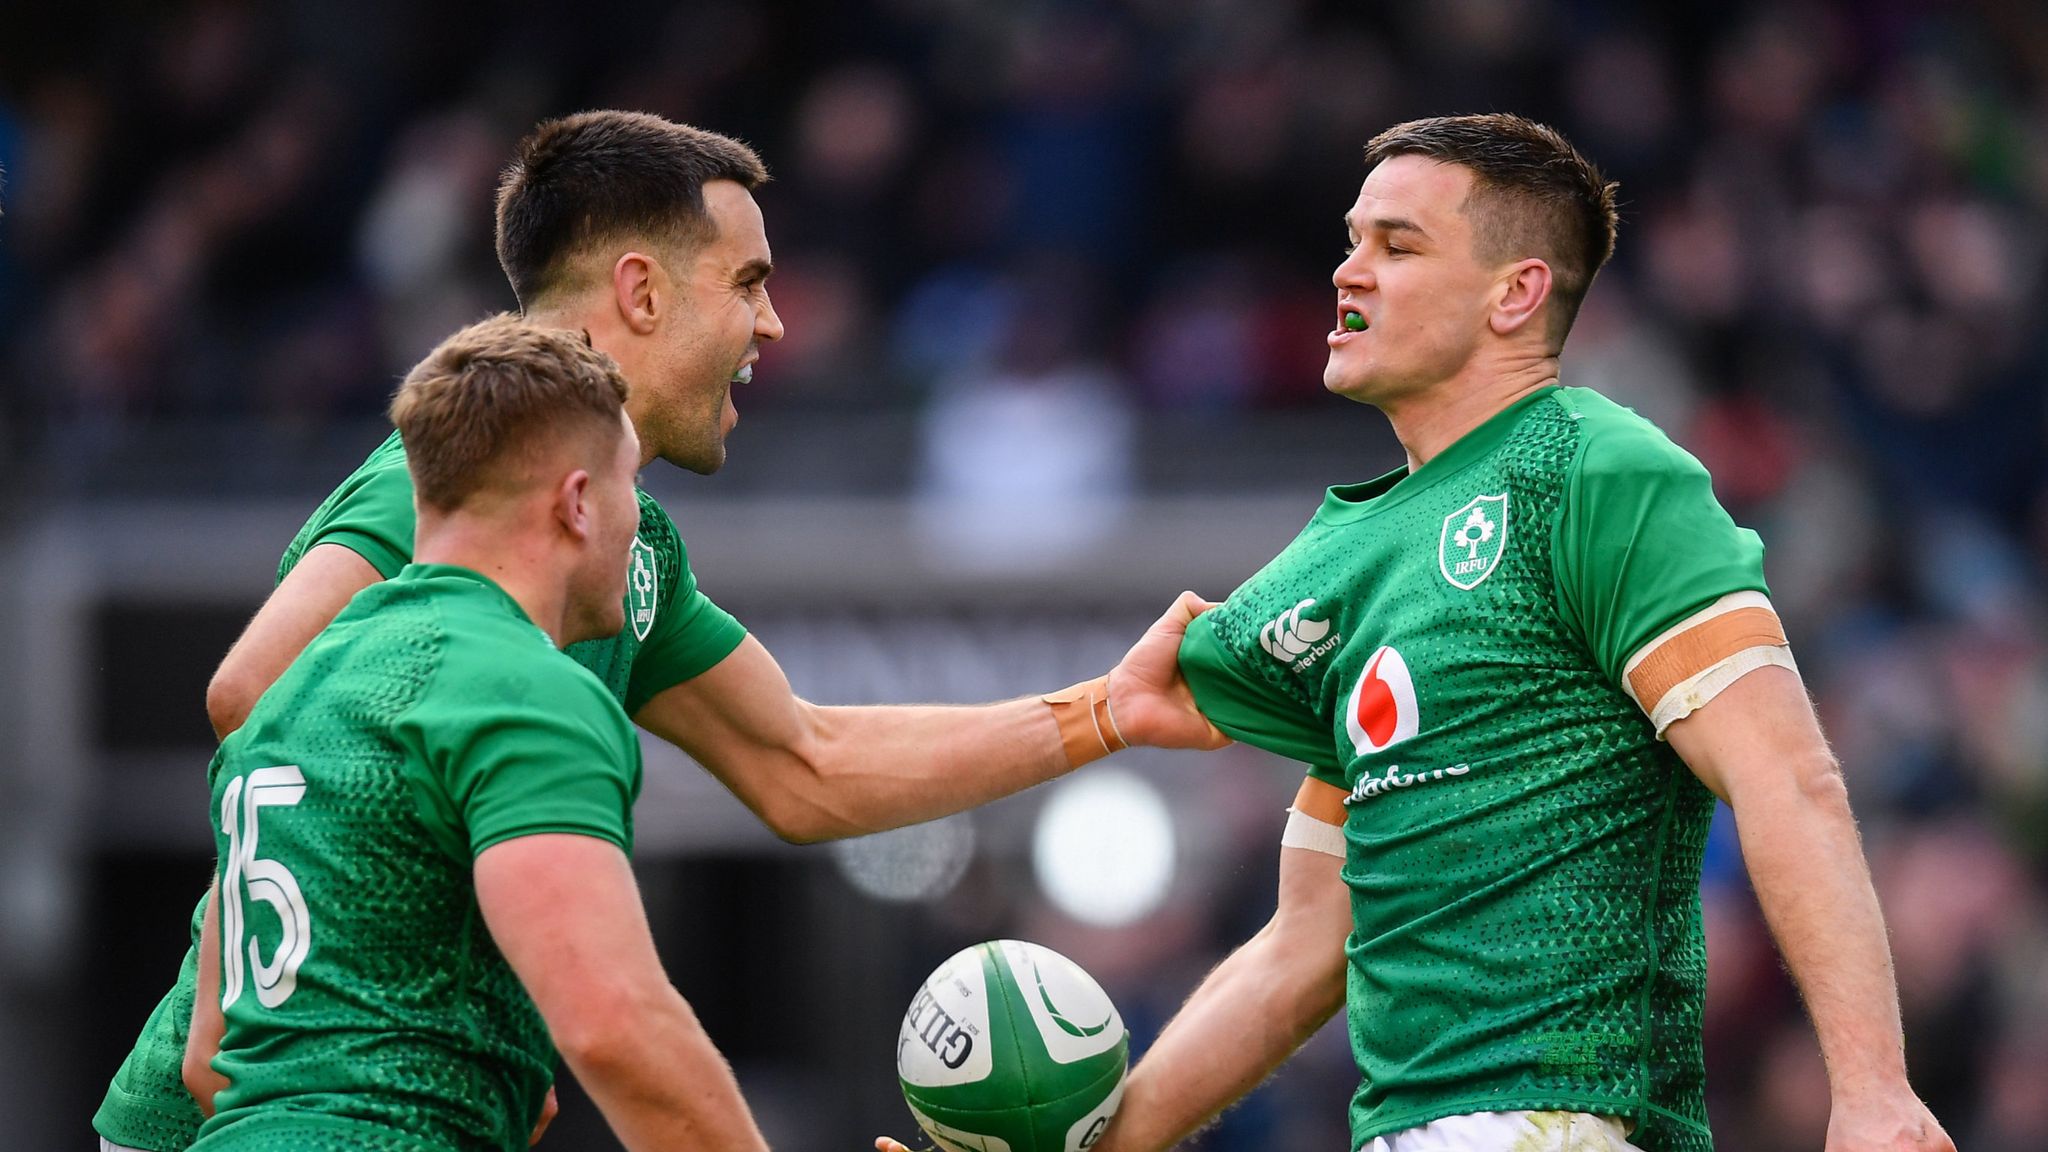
[
  {"left": 1554, "top": 387, "right": 1712, "bottom": 487},
  {"left": 415, "top": 634, "right": 635, "bottom": 772},
  {"left": 364, "top": 428, "right": 409, "bottom": 466},
  {"left": 634, "top": 489, "right": 679, "bottom": 541},
  {"left": 441, "top": 615, "right": 627, "bottom": 730},
  {"left": 335, "top": 429, "right": 412, "bottom": 488},
  {"left": 633, "top": 490, "right": 691, "bottom": 564}
]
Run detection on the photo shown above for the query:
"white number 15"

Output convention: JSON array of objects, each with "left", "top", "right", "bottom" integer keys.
[{"left": 219, "top": 765, "right": 313, "bottom": 1010}]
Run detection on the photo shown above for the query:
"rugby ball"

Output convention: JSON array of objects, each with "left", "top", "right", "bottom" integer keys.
[{"left": 896, "top": 940, "right": 1128, "bottom": 1152}]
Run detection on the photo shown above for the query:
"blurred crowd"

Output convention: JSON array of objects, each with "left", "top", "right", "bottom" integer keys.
[{"left": 3, "top": 0, "right": 2047, "bottom": 1148}]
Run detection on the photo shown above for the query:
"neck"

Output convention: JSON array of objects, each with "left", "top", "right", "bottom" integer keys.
[
  {"left": 1381, "top": 352, "right": 1559, "bottom": 472},
  {"left": 415, "top": 515, "right": 574, "bottom": 647},
  {"left": 526, "top": 300, "right": 660, "bottom": 468}
]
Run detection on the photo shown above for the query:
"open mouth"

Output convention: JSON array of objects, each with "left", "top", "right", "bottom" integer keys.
[
  {"left": 730, "top": 363, "right": 753, "bottom": 385},
  {"left": 1336, "top": 305, "right": 1368, "bottom": 334}
]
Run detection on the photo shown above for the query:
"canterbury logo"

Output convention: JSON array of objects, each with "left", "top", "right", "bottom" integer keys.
[
  {"left": 1259, "top": 599, "right": 1331, "bottom": 661},
  {"left": 1345, "top": 645, "right": 1420, "bottom": 755},
  {"left": 1033, "top": 960, "right": 1112, "bottom": 1038}
]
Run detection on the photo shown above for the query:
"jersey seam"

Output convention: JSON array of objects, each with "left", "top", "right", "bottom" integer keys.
[
  {"left": 1641, "top": 1099, "right": 1713, "bottom": 1134},
  {"left": 309, "top": 527, "right": 407, "bottom": 580},
  {"left": 395, "top": 593, "right": 454, "bottom": 859},
  {"left": 469, "top": 823, "right": 630, "bottom": 858},
  {"left": 1550, "top": 401, "right": 1597, "bottom": 665}
]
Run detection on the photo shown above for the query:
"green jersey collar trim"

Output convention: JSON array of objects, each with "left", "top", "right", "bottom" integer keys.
[
  {"left": 1318, "top": 385, "right": 1559, "bottom": 522},
  {"left": 397, "top": 563, "right": 542, "bottom": 632}
]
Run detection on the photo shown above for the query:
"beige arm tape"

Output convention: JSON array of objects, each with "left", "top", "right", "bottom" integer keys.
[{"left": 1043, "top": 674, "right": 1128, "bottom": 769}]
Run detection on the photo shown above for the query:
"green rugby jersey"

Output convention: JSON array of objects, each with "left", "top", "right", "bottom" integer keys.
[
  {"left": 187, "top": 563, "right": 639, "bottom": 1152},
  {"left": 94, "top": 430, "right": 747, "bottom": 1151},
  {"left": 1180, "top": 386, "right": 1769, "bottom": 1152}
]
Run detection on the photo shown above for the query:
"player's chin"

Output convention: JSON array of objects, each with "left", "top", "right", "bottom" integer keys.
[
  {"left": 1322, "top": 357, "right": 1374, "bottom": 400},
  {"left": 663, "top": 438, "right": 728, "bottom": 476}
]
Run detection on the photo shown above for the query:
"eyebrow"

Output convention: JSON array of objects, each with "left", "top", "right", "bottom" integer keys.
[
  {"left": 1344, "top": 215, "right": 1431, "bottom": 240},
  {"left": 735, "top": 257, "right": 775, "bottom": 282}
]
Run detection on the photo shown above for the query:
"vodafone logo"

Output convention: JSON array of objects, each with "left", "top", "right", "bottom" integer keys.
[{"left": 1344, "top": 645, "right": 1420, "bottom": 755}]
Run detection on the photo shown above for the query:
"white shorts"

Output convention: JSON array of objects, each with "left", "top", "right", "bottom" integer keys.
[
  {"left": 99, "top": 1140, "right": 151, "bottom": 1152},
  {"left": 1363, "top": 1111, "right": 1644, "bottom": 1152}
]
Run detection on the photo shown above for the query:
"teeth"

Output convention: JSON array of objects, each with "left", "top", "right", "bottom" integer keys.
[{"left": 731, "top": 364, "right": 753, "bottom": 384}]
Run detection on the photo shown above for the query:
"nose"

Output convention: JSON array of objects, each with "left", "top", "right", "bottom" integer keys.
[
  {"left": 1332, "top": 247, "right": 1373, "bottom": 292},
  {"left": 755, "top": 288, "right": 786, "bottom": 343}
]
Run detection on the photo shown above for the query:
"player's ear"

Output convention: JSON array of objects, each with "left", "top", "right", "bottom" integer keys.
[
  {"left": 555, "top": 469, "right": 594, "bottom": 542},
  {"left": 1489, "top": 258, "right": 1552, "bottom": 337},
  {"left": 612, "top": 252, "right": 660, "bottom": 336}
]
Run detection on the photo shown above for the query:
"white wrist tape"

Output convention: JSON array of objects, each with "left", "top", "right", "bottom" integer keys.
[{"left": 1280, "top": 807, "right": 1346, "bottom": 858}]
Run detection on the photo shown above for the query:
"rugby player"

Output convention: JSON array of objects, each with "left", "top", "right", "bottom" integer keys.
[
  {"left": 93, "top": 111, "right": 1224, "bottom": 1152},
  {"left": 881, "top": 113, "right": 1955, "bottom": 1152},
  {"left": 182, "top": 315, "right": 767, "bottom": 1149}
]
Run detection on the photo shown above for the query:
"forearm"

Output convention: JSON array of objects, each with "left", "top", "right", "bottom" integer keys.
[
  {"left": 652, "top": 596, "right": 1225, "bottom": 843},
  {"left": 561, "top": 986, "right": 770, "bottom": 1152},
  {"left": 786, "top": 697, "right": 1069, "bottom": 839},
  {"left": 184, "top": 883, "right": 229, "bottom": 1114},
  {"left": 1097, "top": 923, "right": 1345, "bottom": 1152},
  {"left": 1733, "top": 760, "right": 1907, "bottom": 1096}
]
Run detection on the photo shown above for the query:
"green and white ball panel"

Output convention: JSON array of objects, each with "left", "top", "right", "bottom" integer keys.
[
  {"left": 897, "top": 940, "right": 1129, "bottom": 1152},
  {"left": 898, "top": 941, "right": 1003, "bottom": 1104}
]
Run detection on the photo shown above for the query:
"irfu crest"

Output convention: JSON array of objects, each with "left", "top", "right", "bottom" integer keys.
[
  {"left": 629, "top": 536, "right": 659, "bottom": 641},
  {"left": 1439, "top": 493, "right": 1509, "bottom": 590}
]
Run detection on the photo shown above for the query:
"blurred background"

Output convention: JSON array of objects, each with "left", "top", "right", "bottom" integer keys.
[{"left": 2, "top": 0, "right": 2045, "bottom": 1148}]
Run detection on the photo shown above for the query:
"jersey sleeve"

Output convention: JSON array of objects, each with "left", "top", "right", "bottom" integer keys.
[
  {"left": 429, "top": 669, "right": 644, "bottom": 857},
  {"left": 624, "top": 525, "right": 748, "bottom": 715},
  {"left": 1553, "top": 421, "right": 1774, "bottom": 709},
  {"left": 281, "top": 436, "right": 416, "bottom": 581},
  {"left": 1180, "top": 611, "right": 1343, "bottom": 783}
]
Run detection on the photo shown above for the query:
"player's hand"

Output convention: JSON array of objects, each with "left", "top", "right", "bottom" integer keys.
[
  {"left": 874, "top": 1138, "right": 913, "bottom": 1152},
  {"left": 529, "top": 1085, "right": 558, "bottom": 1145},
  {"left": 1107, "top": 590, "right": 1230, "bottom": 752},
  {"left": 1824, "top": 1092, "right": 1955, "bottom": 1152}
]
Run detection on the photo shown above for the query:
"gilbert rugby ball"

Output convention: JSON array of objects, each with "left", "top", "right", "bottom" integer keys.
[{"left": 896, "top": 940, "right": 1128, "bottom": 1152}]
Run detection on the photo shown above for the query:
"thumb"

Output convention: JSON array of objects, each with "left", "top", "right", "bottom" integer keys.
[{"left": 1169, "top": 589, "right": 1219, "bottom": 624}]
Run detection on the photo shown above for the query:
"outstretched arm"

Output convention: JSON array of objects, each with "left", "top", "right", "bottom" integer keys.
[
  {"left": 1094, "top": 840, "right": 1350, "bottom": 1152},
  {"left": 477, "top": 834, "right": 770, "bottom": 1152},
  {"left": 635, "top": 592, "right": 1228, "bottom": 843},
  {"left": 1666, "top": 665, "right": 1952, "bottom": 1152}
]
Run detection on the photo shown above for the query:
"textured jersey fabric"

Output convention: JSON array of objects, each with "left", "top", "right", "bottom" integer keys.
[
  {"left": 96, "top": 432, "right": 746, "bottom": 1152},
  {"left": 189, "top": 564, "right": 639, "bottom": 1152},
  {"left": 1179, "top": 386, "right": 1768, "bottom": 1152}
]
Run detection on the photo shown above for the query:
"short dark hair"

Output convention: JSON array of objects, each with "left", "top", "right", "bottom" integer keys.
[
  {"left": 495, "top": 110, "right": 769, "bottom": 308},
  {"left": 391, "top": 314, "right": 631, "bottom": 512},
  {"left": 1363, "top": 113, "right": 1619, "bottom": 341}
]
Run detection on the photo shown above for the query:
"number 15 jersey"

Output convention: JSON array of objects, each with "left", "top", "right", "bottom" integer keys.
[
  {"left": 195, "top": 564, "right": 640, "bottom": 1152},
  {"left": 1180, "top": 386, "right": 1790, "bottom": 1152}
]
